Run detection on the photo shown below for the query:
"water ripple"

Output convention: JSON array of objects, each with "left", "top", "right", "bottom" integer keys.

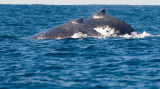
[{"left": 1, "top": 5, "right": 160, "bottom": 89}]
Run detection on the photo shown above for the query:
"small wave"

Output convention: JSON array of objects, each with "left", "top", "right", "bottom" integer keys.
[
  {"left": 0, "top": 35, "right": 17, "bottom": 39},
  {"left": 71, "top": 31, "right": 158, "bottom": 39},
  {"left": 120, "top": 31, "right": 160, "bottom": 38},
  {"left": 120, "top": 31, "right": 151, "bottom": 38}
]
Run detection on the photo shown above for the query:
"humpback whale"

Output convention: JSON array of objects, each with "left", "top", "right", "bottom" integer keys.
[
  {"left": 31, "top": 18, "right": 100, "bottom": 39},
  {"left": 84, "top": 9, "right": 136, "bottom": 36},
  {"left": 31, "top": 9, "right": 136, "bottom": 39}
]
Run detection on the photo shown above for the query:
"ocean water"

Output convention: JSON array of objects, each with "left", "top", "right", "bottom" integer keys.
[{"left": 0, "top": 5, "right": 160, "bottom": 89}]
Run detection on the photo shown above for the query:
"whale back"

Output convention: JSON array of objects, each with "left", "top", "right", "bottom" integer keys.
[
  {"left": 31, "top": 18, "right": 99, "bottom": 39},
  {"left": 84, "top": 9, "right": 135, "bottom": 35}
]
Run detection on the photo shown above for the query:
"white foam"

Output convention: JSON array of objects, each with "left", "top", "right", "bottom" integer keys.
[
  {"left": 120, "top": 31, "right": 151, "bottom": 38},
  {"left": 71, "top": 32, "right": 87, "bottom": 38},
  {"left": 93, "top": 25, "right": 155, "bottom": 39},
  {"left": 93, "top": 25, "right": 119, "bottom": 38}
]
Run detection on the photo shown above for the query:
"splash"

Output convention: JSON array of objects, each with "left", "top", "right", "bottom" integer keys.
[
  {"left": 93, "top": 25, "right": 119, "bottom": 38},
  {"left": 120, "top": 31, "right": 151, "bottom": 38},
  {"left": 71, "top": 32, "right": 87, "bottom": 38},
  {"left": 93, "top": 25, "right": 155, "bottom": 39}
]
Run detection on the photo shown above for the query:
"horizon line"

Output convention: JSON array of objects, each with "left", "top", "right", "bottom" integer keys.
[{"left": 0, "top": 4, "right": 160, "bottom": 6}]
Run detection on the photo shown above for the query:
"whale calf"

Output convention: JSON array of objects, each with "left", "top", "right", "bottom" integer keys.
[
  {"left": 31, "top": 9, "right": 136, "bottom": 39},
  {"left": 84, "top": 9, "right": 136, "bottom": 36},
  {"left": 31, "top": 18, "right": 100, "bottom": 39}
]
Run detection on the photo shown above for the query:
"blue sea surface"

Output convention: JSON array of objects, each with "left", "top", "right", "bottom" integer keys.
[{"left": 0, "top": 5, "right": 160, "bottom": 89}]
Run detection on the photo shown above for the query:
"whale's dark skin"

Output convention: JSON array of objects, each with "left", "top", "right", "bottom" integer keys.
[
  {"left": 84, "top": 9, "right": 136, "bottom": 35},
  {"left": 31, "top": 18, "right": 100, "bottom": 39}
]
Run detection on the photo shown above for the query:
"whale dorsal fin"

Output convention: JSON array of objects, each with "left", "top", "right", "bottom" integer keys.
[
  {"left": 76, "top": 18, "right": 83, "bottom": 23},
  {"left": 95, "top": 8, "right": 105, "bottom": 16},
  {"left": 92, "top": 9, "right": 106, "bottom": 19},
  {"left": 72, "top": 18, "right": 83, "bottom": 24}
]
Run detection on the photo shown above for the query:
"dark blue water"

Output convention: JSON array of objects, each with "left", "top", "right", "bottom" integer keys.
[{"left": 1, "top": 5, "right": 160, "bottom": 89}]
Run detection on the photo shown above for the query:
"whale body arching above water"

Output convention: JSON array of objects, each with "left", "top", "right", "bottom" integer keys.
[
  {"left": 31, "top": 9, "right": 136, "bottom": 39},
  {"left": 84, "top": 9, "right": 136, "bottom": 36},
  {"left": 31, "top": 18, "right": 100, "bottom": 39}
]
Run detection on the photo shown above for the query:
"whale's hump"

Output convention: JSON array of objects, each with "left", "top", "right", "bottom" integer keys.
[
  {"left": 84, "top": 8, "right": 136, "bottom": 35},
  {"left": 31, "top": 18, "right": 100, "bottom": 39}
]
